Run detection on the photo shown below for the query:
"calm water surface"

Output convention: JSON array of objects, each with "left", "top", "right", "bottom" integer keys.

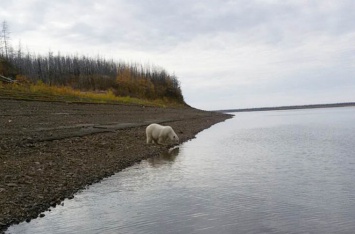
[{"left": 8, "top": 107, "right": 355, "bottom": 234}]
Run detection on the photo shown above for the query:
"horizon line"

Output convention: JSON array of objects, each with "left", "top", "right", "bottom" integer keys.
[{"left": 216, "top": 102, "right": 355, "bottom": 112}]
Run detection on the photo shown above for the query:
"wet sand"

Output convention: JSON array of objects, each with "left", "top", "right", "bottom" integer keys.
[{"left": 0, "top": 99, "right": 232, "bottom": 232}]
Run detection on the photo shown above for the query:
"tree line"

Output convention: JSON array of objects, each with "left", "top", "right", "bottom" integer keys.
[{"left": 0, "top": 21, "right": 184, "bottom": 103}]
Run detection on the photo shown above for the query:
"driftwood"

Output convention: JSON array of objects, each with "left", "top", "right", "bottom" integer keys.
[{"left": 0, "top": 75, "right": 16, "bottom": 83}]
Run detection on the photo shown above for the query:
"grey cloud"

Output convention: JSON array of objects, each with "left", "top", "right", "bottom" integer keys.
[
  {"left": 4, "top": 0, "right": 355, "bottom": 48},
  {"left": 1, "top": 0, "right": 354, "bottom": 110},
  {"left": 3, "top": 1, "right": 52, "bottom": 32},
  {"left": 9, "top": 0, "right": 353, "bottom": 50},
  {"left": 131, "top": 0, "right": 354, "bottom": 48}
]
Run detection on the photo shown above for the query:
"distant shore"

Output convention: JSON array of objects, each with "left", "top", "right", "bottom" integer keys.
[{"left": 218, "top": 102, "right": 355, "bottom": 113}]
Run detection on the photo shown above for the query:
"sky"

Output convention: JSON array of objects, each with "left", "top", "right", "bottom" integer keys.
[{"left": 1, "top": 0, "right": 354, "bottom": 110}]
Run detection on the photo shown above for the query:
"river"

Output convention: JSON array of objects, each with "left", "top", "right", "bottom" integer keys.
[{"left": 7, "top": 107, "right": 355, "bottom": 234}]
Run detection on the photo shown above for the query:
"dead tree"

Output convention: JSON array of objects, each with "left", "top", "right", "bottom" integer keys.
[{"left": 1, "top": 21, "right": 10, "bottom": 59}]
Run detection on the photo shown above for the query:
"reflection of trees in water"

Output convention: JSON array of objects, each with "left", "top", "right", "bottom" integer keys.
[{"left": 147, "top": 147, "right": 180, "bottom": 168}]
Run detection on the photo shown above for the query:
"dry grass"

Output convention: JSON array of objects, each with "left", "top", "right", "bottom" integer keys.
[{"left": 0, "top": 81, "right": 185, "bottom": 107}]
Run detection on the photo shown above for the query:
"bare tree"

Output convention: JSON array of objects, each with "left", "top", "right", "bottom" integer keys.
[
  {"left": 1, "top": 21, "right": 10, "bottom": 58},
  {"left": 0, "top": 20, "right": 184, "bottom": 102}
]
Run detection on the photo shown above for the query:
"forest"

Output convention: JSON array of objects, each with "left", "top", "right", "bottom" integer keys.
[{"left": 0, "top": 21, "right": 184, "bottom": 104}]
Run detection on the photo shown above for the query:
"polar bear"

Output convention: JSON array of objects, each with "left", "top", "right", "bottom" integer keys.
[{"left": 146, "top": 123, "right": 179, "bottom": 145}]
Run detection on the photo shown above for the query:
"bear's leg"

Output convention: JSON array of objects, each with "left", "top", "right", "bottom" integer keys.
[{"left": 146, "top": 136, "right": 153, "bottom": 144}]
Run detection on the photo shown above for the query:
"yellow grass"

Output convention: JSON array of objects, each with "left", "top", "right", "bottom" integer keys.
[{"left": 0, "top": 81, "right": 185, "bottom": 107}]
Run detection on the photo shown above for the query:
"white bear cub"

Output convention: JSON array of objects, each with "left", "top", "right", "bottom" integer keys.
[{"left": 146, "top": 123, "right": 179, "bottom": 145}]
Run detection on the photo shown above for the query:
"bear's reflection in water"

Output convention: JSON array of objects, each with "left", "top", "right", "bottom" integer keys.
[{"left": 147, "top": 146, "right": 180, "bottom": 168}]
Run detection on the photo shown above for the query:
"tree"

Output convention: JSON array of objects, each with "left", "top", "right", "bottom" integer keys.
[
  {"left": 1, "top": 21, "right": 10, "bottom": 58},
  {"left": 0, "top": 21, "right": 184, "bottom": 103}
]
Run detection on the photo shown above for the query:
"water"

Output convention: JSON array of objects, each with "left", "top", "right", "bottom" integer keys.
[{"left": 7, "top": 107, "right": 355, "bottom": 234}]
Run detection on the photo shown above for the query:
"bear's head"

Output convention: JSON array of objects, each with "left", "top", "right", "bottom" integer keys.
[{"left": 169, "top": 131, "right": 179, "bottom": 144}]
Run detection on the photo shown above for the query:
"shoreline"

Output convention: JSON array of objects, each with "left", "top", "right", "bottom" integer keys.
[
  {"left": 218, "top": 102, "right": 355, "bottom": 112},
  {"left": 0, "top": 99, "right": 232, "bottom": 232}
]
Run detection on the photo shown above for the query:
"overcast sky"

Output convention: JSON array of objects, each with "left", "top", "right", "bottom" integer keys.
[{"left": 1, "top": 0, "right": 354, "bottom": 110}]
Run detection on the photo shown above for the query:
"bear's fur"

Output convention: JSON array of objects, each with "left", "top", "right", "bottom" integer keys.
[{"left": 146, "top": 123, "right": 179, "bottom": 145}]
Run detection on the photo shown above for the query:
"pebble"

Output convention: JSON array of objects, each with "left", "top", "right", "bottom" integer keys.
[{"left": 0, "top": 105, "right": 230, "bottom": 233}]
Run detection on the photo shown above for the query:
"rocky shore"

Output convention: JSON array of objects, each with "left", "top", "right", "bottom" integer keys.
[{"left": 0, "top": 99, "right": 232, "bottom": 233}]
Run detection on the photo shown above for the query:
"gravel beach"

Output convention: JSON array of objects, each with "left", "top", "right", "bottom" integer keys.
[{"left": 0, "top": 99, "right": 232, "bottom": 232}]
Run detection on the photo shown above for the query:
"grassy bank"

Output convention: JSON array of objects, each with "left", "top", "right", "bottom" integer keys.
[{"left": 0, "top": 81, "right": 185, "bottom": 107}]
